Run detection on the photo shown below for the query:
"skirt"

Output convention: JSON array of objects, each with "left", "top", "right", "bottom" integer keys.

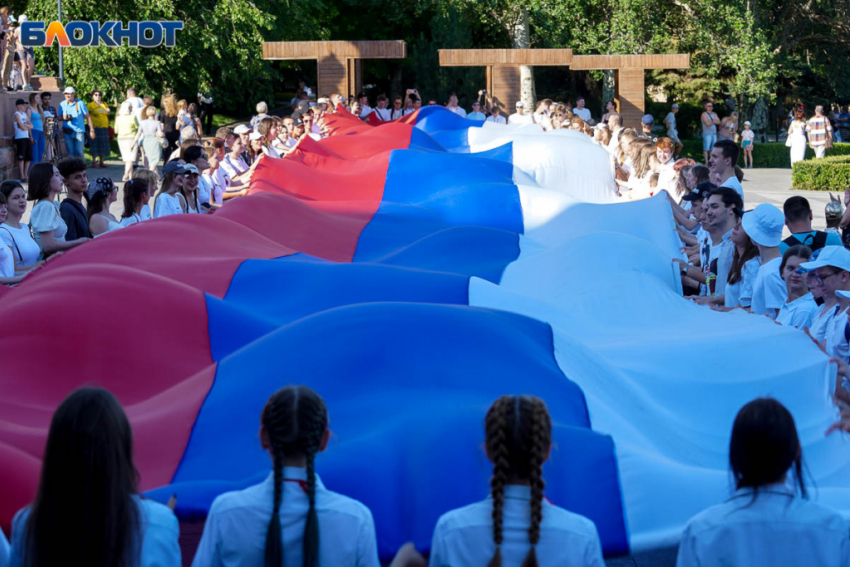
[
  {"left": 90, "top": 127, "right": 111, "bottom": 157},
  {"left": 142, "top": 134, "right": 163, "bottom": 166},
  {"left": 118, "top": 138, "right": 138, "bottom": 163}
]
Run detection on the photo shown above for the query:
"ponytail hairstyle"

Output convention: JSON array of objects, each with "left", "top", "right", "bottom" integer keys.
[
  {"left": 121, "top": 179, "right": 150, "bottom": 219},
  {"left": 261, "top": 385, "right": 329, "bottom": 567},
  {"left": 485, "top": 395, "right": 552, "bottom": 567},
  {"left": 729, "top": 397, "right": 807, "bottom": 503}
]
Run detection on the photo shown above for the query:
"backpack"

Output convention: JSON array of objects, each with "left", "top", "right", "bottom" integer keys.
[{"left": 783, "top": 231, "right": 829, "bottom": 252}]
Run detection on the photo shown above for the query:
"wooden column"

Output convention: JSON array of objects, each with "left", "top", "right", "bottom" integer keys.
[
  {"left": 491, "top": 66, "right": 521, "bottom": 112},
  {"left": 346, "top": 58, "right": 363, "bottom": 98},
  {"left": 317, "top": 54, "right": 346, "bottom": 97},
  {"left": 616, "top": 68, "right": 646, "bottom": 129}
]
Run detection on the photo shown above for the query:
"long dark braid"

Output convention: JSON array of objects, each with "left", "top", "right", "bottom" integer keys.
[
  {"left": 485, "top": 396, "right": 551, "bottom": 567},
  {"left": 261, "top": 386, "right": 328, "bottom": 567}
]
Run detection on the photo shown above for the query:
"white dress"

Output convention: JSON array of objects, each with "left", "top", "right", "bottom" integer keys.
[
  {"left": 788, "top": 121, "right": 807, "bottom": 164},
  {"left": 29, "top": 201, "right": 67, "bottom": 255},
  {"left": 93, "top": 213, "right": 123, "bottom": 236}
]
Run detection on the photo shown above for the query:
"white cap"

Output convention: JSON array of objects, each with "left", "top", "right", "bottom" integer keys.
[
  {"left": 515, "top": 101, "right": 524, "bottom": 107},
  {"left": 741, "top": 204, "right": 784, "bottom": 247},
  {"left": 63, "top": 87, "right": 75, "bottom": 94},
  {"left": 744, "top": 121, "right": 752, "bottom": 126},
  {"left": 801, "top": 246, "right": 850, "bottom": 273},
  {"left": 233, "top": 124, "right": 250, "bottom": 134},
  {"left": 249, "top": 131, "right": 264, "bottom": 141}
]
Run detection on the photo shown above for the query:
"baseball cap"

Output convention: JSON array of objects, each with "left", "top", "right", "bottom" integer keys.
[
  {"left": 14, "top": 99, "right": 25, "bottom": 106},
  {"left": 294, "top": 118, "right": 304, "bottom": 127},
  {"left": 801, "top": 246, "right": 850, "bottom": 273},
  {"left": 63, "top": 87, "right": 75, "bottom": 94},
  {"left": 741, "top": 204, "right": 785, "bottom": 247},
  {"left": 672, "top": 103, "right": 679, "bottom": 109},
  {"left": 642, "top": 114, "right": 654, "bottom": 124},
  {"left": 249, "top": 131, "right": 263, "bottom": 141},
  {"left": 162, "top": 161, "right": 186, "bottom": 176},
  {"left": 233, "top": 124, "right": 250, "bottom": 135},
  {"left": 682, "top": 186, "right": 711, "bottom": 202},
  {"left": 826, "top": 201, "right": 843, "bottom": 221},
  {"left": 183, "top": 164, "right": 200, "bottom": 175},
  {"left": 744, "top": 121, "right": 752, "bottom": 126},
  {"left": 317, "top": 97, "right": 329, "bottom": 104},
  {"left": 516, "top": 101, "right": 524, "bottom": 108}
]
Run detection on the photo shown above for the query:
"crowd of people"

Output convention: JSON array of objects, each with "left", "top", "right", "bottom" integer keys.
[{"left": 1, "top": 384, "right": 846, "bottom": 567}]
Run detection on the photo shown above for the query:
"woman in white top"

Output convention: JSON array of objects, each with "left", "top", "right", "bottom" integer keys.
[
  {"left": 677, "top": 397, "right": 850, "bottom": 567},
  {"left": 257, "top": 117, "right": 282, "bottom": 159},
  {"left": 0, "top": 191, "right": 27, "bottom": 284},
  {"left": 177, "top": 164, "right": 203, "bottom": 214},
  {"left": 201, "top": 146, "right": 229, "bottom": 206},
  {"left": 724, "top": 220, "right": 761, "bottom": 308},
  {"left": 120, "top": 178, "right": 152, "bottom": 227},
  {"left": 429, "top": 396, "right": 605, "bottom": 567},
  {"left": 0, "top": 181, "right": 42, "bottom": 270},
  {"left": 787, "top": 107, "right": 808, "bottom": 165},
  {"left": 191, "top": 385, "right": 381, "bottom": 567},
  {"left": 220, "top": 136, "right": 251, "bottom": 189},
  {"left": 776, "top": 245, "right": 819, "bottom": 328},
  {"left": 27, "top": 163, "right": 88, "bottom": 257},
  {"left": 85, "top": 177, "right": 123, "bottom": 236},
  {"left": 130, "top": 168, "right": 158, "bottom": 221},
  {"left": 9, "top": 387, "right": 181, "bottom": 567},
  {"left": 153, "top": 162, "right": 186, "bottom": 218}
]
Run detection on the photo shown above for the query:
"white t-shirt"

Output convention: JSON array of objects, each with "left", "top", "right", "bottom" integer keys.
[
  {"left": 359, "top": 104, "right": 372, "bottom": 118},
  {"left": 720, "top": 175, "right": 745, "bottom": 202},
  {"left": 154, "top": 192, "right": 184, "bottom": 218},
  {"left": 725, "top": 257, "right": 761, "bottom": 308},
  {"left": 467, "top": 111, "right": 486, "bottom": 121},
  {"left": 657, "top": 159, "right": 678, "bottom": 194},
  {"left": 0, "top": 223, "right": 40, "bottom": 267},
  {"left": 664, "top": 112, "right": 677, "bottom": 135},
  {"left": 508, "top": 113, "right": 533, "bottom": 125},
  {"left": 374, "top": 108, "right": 392, "bottom": 122},
  {"left": 485, "top": 114, "right": 507, "bottom": 124},
  {"left": 810, "top": 303, "right": 841, "bottom": 342},
  {"left": 826, "top": 306, "right": 850, "bottom": 360},
  {"left": 262, "top": 145, "right": 281, "bottom": 159},
  {"left": 30, "top": 200, "right": 67, "bottom": 254},
  {"left": 120, "top": 212, "right": 144, "bottom": 227},
  {"left": 0, "top": 243, "right": 14, "bottom": 277},
  {"left": 196, "top": 175, "right": 212, "bottom": 205},
  {"left": 13, "top": 111, "right": 28, "bottom": 139},
  {"left": 221, "top": 154, "right": 249, "bottom": 179},
  {"left": 573, "top": 107, "right": 592, "bottom": 122},
  {"left": 750, "top": 256, "right": 785, "bottom": 318},
  {"left": 447, "top": 106, "right": 467, "bottom": 118},
  {"left": 776, "top": 293, "right": 819, "bottom": 329},
  {"left": 127, "top": 96, "right": 145, "bottom": 122},
  {"left": 742, "top": 130, "right": 755, "bottom": 144}
]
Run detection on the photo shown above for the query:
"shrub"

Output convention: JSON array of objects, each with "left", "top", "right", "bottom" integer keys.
[
  {"left": 679, "top": 141, "right": 850, "bottom": 169},
  {"left": 792, "top": 155, "right": 850, "bottom": 191}
]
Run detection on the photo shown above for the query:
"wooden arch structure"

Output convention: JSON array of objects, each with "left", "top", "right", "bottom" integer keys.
[
  {"left": 263, "top": 41, "right": 407, "bottom": 100},
  {"left": 439, "top": 49, "right": 690, "bottom": 128}
]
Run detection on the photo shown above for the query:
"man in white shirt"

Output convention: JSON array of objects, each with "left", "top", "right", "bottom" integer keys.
[
  {"left": 573, "top": 96, "right": 592, "bottom": 123},
  {"left": 373, "top": 95, "right": 392, "bottom": 121},
  {"left": 656, "top": 137, "right": 678, "bottom": 194},
  {"left": 233, "top": 124, "right": 251, "bottom": 165},
  {"left": 485, "top": 105, "right": 507, "bottom": 124},
  {"left": 126, "top": 87, "right": 144, "bottom": 123},
  {"left": 606, "top": 114, "right": 623, "bottom": 154},
  {"left": 696, "top": 187, "right": 742, "bottom": 302},
  {"left": 508, "top": 101, "right": 532, "bottom": 125},
  {"left": 745, "top": 204, "right": 786, "bottom": 318},
  {"left": 445, "top": 93, "right": 467, "bottom": 118},
  {"left": 709, "top": 139, "right": 745, "bottom": 203},
  {"left": 467, "top": 101, "right": 485, "bottom": 121},
  {"left": 664, "top": 103, "right": 683, "bottom": 157},
  {"left": 356, "top": 93, "right": 372, "bottom": 118}
]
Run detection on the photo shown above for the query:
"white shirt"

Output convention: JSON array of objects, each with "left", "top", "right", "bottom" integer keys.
[
  {"left": 262, "top": 145, "right": 281, "bottom": 159},
  {"left": 10, "top": 497, "right": 181, "bottom": 567},
  {"left": 191, "top": 468, "right": 380, "bottom": 567},
  {"left": 428, "top": 485, "right": 604, "bottom": 567},
  {"left": 30, "top": 201, "right": 67, "bottom": 254},
  {"left": 120, "top": 212, "right": 145, "bottom": 227},
  {"left": 127, "top": 96, "right": 145, "bottom": 122},
  {"left": 374, "top": 108, "right": 392, "bottom": 121},
  {"left": 447, "top": 105, "right": 467, "bottom": 118},
  {"left": 221, "top": 154, "right": 249, "bottom": 179},
  {"left": 359, "top": 104, "right": 373, "bottom": 118},
  {"left": 776, "top": 293, "right": 819, "bottom": 329},
  {"left": 485, "top": 114, "right": 507, "bottom": 124},
  {"left": 677, "top": 487, "right": 850, "bottom": 567},
  {"left": 0, "top": 243, "right": 13, "bottom": 277},
  {"left": 750, "top": 256, "right": 785, "bottom": 318},
  {"left": 573, "top": 107, "right": 592, "bottom": 122},
  {"left": 154, "top": 193, "right": 184, "bottom": 218},
  {"left": 657, "top": 158, "right": 678, "bottom": 194},
  {"left": 811, "top": 303, "right": 841, "bottom": 343},
  {"left": 508, "top": 112, "right": 533, "bottom": 125},
  {"left": 468, "top": 111, "right": 486, "bottom": 121},
  {"left": 826, "top": 305, "right": 850, "bottom": 360},
  {"left": 720, "top": 175, "right": 745, "bottom": 203},
  {"left": 196, "top": 175, "right": 212, "bottom": 205},
  {"left": 0, "top": 223, "right": 40, "bottom": 267},
  {"left": 664, "top": 111, "right": 677, "bottom": 134},
  {"left": 725, "top": 257, "right": 761, "bottom": 308}
]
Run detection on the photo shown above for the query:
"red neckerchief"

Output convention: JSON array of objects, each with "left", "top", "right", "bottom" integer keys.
[{"left": 283, "top": 478, "right": 308, "bottom": 493}]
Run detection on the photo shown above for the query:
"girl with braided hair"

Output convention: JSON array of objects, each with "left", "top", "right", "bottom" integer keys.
[
  {"left": 191, "top": 385, "right": 381, "bottom": 567},
  {"left": 428, "top": 395, "right": 604, "bottom": 567}
]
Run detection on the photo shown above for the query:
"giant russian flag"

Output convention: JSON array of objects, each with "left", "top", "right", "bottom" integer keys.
[{"left": 1, "top": 106, "right": 848, "bottom": 558}]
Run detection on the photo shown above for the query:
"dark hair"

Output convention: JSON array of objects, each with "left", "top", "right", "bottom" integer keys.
[
  {"left": 178, "top": 139, "right": 199, "bottom": 161},
  {"left": 183, "top": 145, "right": 205, "bottom": 164},
  {"left": 783, "top": 196, "right": 812, "bottom": 224},
  {"left": 408, "top": 94, "right": 419, "bottom": 103},
  {"left": 0, "top": 190, "right": 5, "bottom": 205},
  {"left": 187, "top": 102, "right": 199, "bottom": 115},
  {"left": 780, "top": 245, "right": 812, "bottom": 277},
  {"left": 485, "top": 395, "right": 551, "bottom": 567},
  {"left": 57, "top": 156, "right": 87, "bottom": 180},
  {"left": 729, "top": 397, "right": 806, "bottom": 500},
  {"left": 262, "top": 385, "right": 328, "bottom": 567},
  {"left": 713, "top": 139, "right": 740, "bottom": 168},
  {"left": 26, "top": 163, "right": 56, "bottom": 201},
  {"left": 728, "top": 229, "right": 759, "bottom": 285},
  {"left": 706, "top": 187, "right": 744, "bottom": 216},
  {"left": 377, "top": 94, "right": 388, "bottom": 103},
  {"left": 121, "top": 179, "right": 150, "bottom": 219},
  {"left": 0, "top": 179, "right": 23, "bottom": 200},
  {"left": 23, "top": 388, "right": 141, "bottom": 567},
  {"left": 691, "top": 164, "right": 711, "bottom": 185}
]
